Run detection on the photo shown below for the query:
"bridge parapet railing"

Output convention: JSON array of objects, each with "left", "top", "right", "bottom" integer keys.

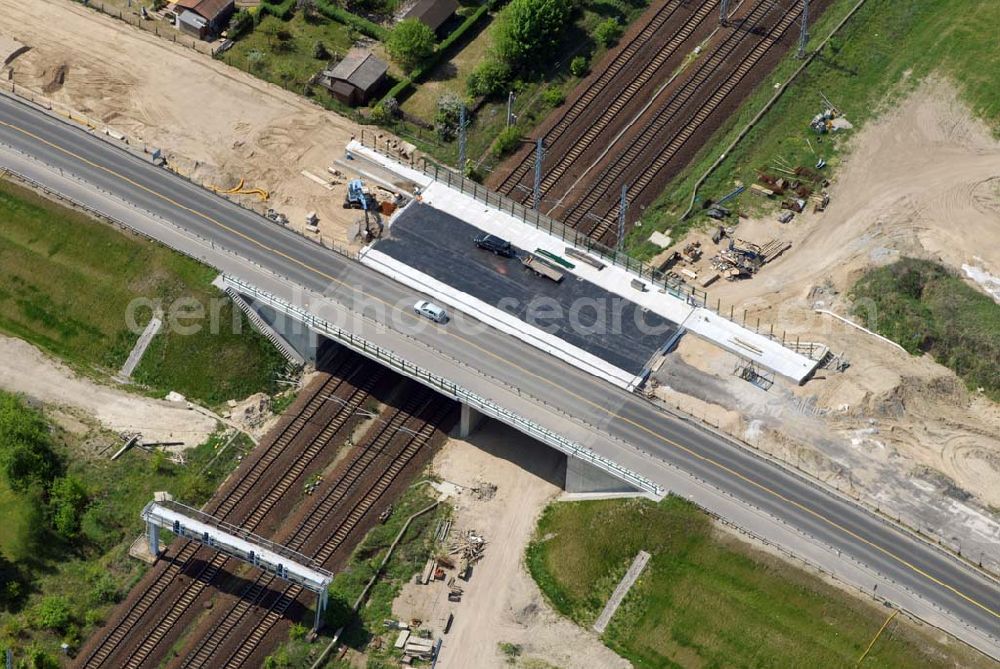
[{"left": 221, "top": 274, "right": 663, "bottom": 496}]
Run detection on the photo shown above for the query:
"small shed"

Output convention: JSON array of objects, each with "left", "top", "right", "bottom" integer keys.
[
  {"left": 173, "top": 0, "right": 235, "bottom": 39},
  {"left": 402, "top": 0, "right": 459, "bottom": 34},
  {"left": 319, "top": 50, "right": 389, "bottom": 106}
]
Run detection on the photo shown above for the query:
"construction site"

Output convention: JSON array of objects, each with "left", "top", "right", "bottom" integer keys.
[{"left": 1, "top": 0, "right": 1000, "bottom": 667}]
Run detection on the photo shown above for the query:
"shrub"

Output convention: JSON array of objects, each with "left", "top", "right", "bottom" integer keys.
[
  {"left": 435, "top": 93, "right": 465, "bottom": 141},
  {"left": 370, "top": 96, "right": 399, "bottom": 124},
  {"left": 0, "top": 554, "right": 25, "bottom": 611},
  {"left": 258, "top": 0, "right": 296, "bottom": 21},
  {"left": 492, "top": 0, "right": 575, "bottom": 72},
  {"left": 33, "top": 596, "right": 71, "bottom": 633},
  {"left": 467, "top": 58, "right": 512, "bottom": 98},
  {"left": 312, "top": 39, "right": 330, "bottom": 60},
  {"left": 228, "top": 8, "right": 254, "bottom": 39},
  {"left": 594, "top": 18, "right": 623, "bottom": 47},
  {"left": 22, "top": 646, "right": 59, "bottom": 669},
  {"left": 386, "top": 19, "right": 436, "bottom": 74},
  {"left": 49, "top": 476, "right": 89, "bottom": 539},
  {"left": 313, "top": 0, "right": 390, "bottom": 41},
  {"left": 0, "top": 392, "right": 61, "bottom": 492},
  {"left": 541, "top": 85, "right": 565, "bottom": 107},
  {"left": 570, "top": 54, "right": 589, "bottom": 77},
  {"left": 493, "top": 126, "right": 522, "bottom": 158}
]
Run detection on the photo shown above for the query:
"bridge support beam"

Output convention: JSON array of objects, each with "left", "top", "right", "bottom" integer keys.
[
  {"left": 314, "top": 588, "right": 328, "bottom": 631},
  {"left": 456, "top": 403, "right": 483, "bottom": 439},
  {"left": 147, "top": 521, "right": 160, "bottom": 557},
  {"left": 565, "top": 454, "right": 640, "bottom": 494}
]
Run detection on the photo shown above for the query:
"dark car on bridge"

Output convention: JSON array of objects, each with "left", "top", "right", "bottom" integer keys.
[{"left": 474, "top": 233, "right": 514, "bottom": 257}]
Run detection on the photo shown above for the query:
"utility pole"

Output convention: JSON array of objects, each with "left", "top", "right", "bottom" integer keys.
[
  {"left": 720, "top": 0, "right": 729, "bottom": 26},
  {"left": 798, "top": 0, "right": 809, "bottom": 58},
  {"left": 617, "top": 183, "right": 628, "bottom": 252},
  {"left": 506, "top": 91, "right": 516, "bottom": 127},
  {"left": 458, "top": 105, "right": 468, "bottom": 171},
  {"left": 533, "top": 138, "right": 544, "bottom": 210}
]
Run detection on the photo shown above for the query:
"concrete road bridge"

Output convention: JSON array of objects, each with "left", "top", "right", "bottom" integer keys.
[{"left": 0, "top": 92, "right": 997, "bottom": 658}]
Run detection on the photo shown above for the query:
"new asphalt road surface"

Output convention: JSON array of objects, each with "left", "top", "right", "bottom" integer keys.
[{"left": 0, "top": 93, "right": 997, "bottom": 654}]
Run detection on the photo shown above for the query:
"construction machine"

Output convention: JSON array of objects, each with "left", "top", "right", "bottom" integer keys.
[
  {"left": 344, "top": 179, "right": 383, "bottom": 241},
  {"left": 344, "top": 179, "right": 377, "bottom": 210}
]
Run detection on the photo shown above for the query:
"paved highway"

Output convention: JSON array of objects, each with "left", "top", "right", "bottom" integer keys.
[{"left": 0, "top": 93, "right": 997, "bottom": 652}]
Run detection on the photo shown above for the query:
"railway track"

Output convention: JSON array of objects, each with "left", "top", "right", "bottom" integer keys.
[
  {"left": 497, "top": 0, "right": 718, "bottom": 196},
  {"left": 76, "top": 352, "right": 384, "bottom": 669},
  {"left": 579, "top": 0, "right": 802, "bottom": 242},
  {"left": 557, "top": 0, "right": 794, "bottom": 235},
  {"left": 179, "top": 389, "right": 454, "bottom": 669},
  {"left": 497, "top": 0, "right": 718, "bottom": 204}
]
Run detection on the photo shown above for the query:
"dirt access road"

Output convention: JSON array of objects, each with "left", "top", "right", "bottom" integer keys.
[
  {"left": 0, "top": 334, "right": 218, "bottom": 447},
  {"left": 0, "top": 0, "right": 409, "bottom": 246},
  {"left": 652, "top": 78, "right": 1000, "bottom": 572},
  {"left": 391, "top": 422, "right": 630, "bottom": 669}
]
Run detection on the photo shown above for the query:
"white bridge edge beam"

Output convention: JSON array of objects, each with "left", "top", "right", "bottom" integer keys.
[{"left": 220, "top": 274, "right": 664, "bottom": 497}]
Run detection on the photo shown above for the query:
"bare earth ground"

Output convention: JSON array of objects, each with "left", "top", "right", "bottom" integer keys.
[
  {"left": 0, "top": 334, "right": 218, "bottom": 447},
  {"left": 653, "top": 78, "right": 1000, "bottom": 570},
  {"left": 391, "top": 421, "right": 630, "bottom": 669},
  {"left": 0, "top": 0, "right": 411, "bottom": 248}
]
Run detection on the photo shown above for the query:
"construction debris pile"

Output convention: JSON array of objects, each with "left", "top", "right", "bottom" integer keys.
[
  {"left": 449, "top": 529, "right": 487, "bottom": 582},
  {"left": 710, "top": 238, "right": 792, "bottom": 281},
  {"left": 752, "top": 168, "right": 830, "bottom": 219},
  {"left": 470, "top": 481, "right": 497, "bottom": 501},
  {"left": 384, "top": 620, "right": 443, "bottom": 664}
]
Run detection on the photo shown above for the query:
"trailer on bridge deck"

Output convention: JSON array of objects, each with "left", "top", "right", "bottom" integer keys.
[{"left": 521, "top": 253, "right": 564, "bottom": 283}]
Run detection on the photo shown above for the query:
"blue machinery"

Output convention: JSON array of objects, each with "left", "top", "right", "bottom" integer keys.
[{"left": 142, "top": 499, "right": 333, "bottom": 629}]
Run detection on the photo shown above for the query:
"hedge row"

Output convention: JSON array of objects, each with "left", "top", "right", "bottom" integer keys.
[
  {"left": 314, "top": 0, "right": 391, "bottom": 41},
  {"left": 382, "top": 3, "right": 491, "bottom": 103},
  {"left": 258, "top": 0, "right": 296, "bottom": 21}
]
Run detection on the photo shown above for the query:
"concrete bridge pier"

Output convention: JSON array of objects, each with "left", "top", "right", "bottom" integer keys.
[
  {"left": 456, "top": 402, "right": 483, "bottom": 439},
  {"left": 565, "top": 454, "right": 641, "bottom": 494}
]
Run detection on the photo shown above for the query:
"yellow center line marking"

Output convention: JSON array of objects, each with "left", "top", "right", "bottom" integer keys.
[{"left": 3, "top": 116, "right": 997, "bottom": 621}]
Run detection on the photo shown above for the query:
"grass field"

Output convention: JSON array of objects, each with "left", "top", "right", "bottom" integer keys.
[
  {"left": 629, "top": 0, "right": 1000, "bottom": 257},
  {"left": 0, "top": 179, "right": 286, "bottom": 406},
  {"left": 223, "top": 14, "right": 355, "bottom": 106},
  {"left": 527, "top": 497, "right": 991, "bottom": 668},
  {"left": 851, "top": 258, "right": 1000, "bottom": 401}
]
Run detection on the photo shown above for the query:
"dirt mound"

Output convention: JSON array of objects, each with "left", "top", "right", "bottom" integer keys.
[
  {"left": 865, "top": 375, "right": 968, "bottom": 418},
  {"left": 41, "top": 62, "right": 68, "bottom": 92}
]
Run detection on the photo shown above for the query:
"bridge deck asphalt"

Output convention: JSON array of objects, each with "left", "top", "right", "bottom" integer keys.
[{"left": 375, "top": 202, "right": 677, "bottom": 375}]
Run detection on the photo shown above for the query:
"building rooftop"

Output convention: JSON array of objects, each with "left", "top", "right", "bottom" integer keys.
[
  {"left": 402, "top": 0, "right": 459, "bottom": 31},
  {"left": 325, "top": 49, "right": 388, "bottom": 92},
  {"left": 174, "top": 0, "right": 232, "bottom": 20}
]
